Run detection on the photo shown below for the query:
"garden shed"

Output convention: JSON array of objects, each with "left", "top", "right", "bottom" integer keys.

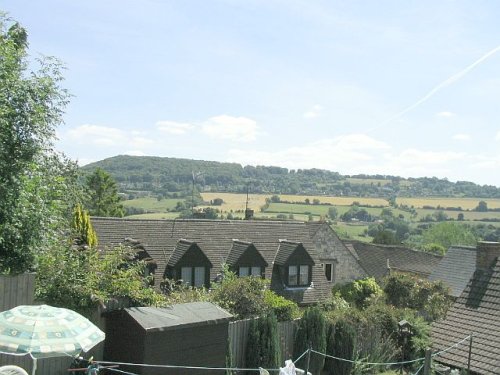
[{"left": 104, "top": 302, "right": 233, "bottom": 375}]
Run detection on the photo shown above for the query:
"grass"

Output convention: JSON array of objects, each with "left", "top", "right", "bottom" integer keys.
[
  {"left": 331, "top": 222, "right": 370, "bottom": 242},
  {"left": 124, "top": 212, "right": 181, "bottom": 219},
  {"left": 122, "top": 197, "right": 182, "bottom": 212},
  {"left": 414, "top": 208, "right": 500, "bottom": 221}
]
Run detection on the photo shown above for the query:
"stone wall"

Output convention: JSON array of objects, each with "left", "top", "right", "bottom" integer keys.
[{"left": 310, "top": 223, "right": 366, "bottom": 284}]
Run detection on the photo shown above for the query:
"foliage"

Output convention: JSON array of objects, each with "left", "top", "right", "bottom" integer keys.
[
  {"left": 372, "top": 230, "right": 399, "bottom": 245},
  {"left": 36, "top": 244, "right": 166, "bottom": 315},
  {"left": 421, "top": 222, "right": 477, "bottom": 250},
  {"left": 475, "top": 200, "right": 488, "bottom": 212},
  {"left": 0, "top": 15, "right": 74, "bottom": 274},
  {"left": 263, "top": 289, "right": 299, "bottom": 321},
  {"left": 335, "top": 277, "right": 383, "bottom": 309},
  {"left": 383, "top": 273, "right": 452, "bottom": 321},
  {"left": 246, "top": 313, "right": 282, "bottom": 370},
  {"left": 321, "top": 291, "right": 350, "bottom": 312},
  {"left": 85, "top": 168, "right": 125, "bottom": 217},
  {"left": 72, "top": 204, "right": 98, "bottom": 247},
  {"left": 210, "top": 267, "right": 267, "bottom": 320},
  {"left": 294, "top": 307, "right": 327, "bottom": 375},
  {"left": 325, "top": 320, "right": 356, "bottom": 375}
]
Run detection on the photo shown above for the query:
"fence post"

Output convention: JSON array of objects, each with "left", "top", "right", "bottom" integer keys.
[
  {"left": 305, "top": 343, "right": 312, "bottom": 375},
  {"left": 423, "top": 348, "right": 432, "bottom": 375},
  {"left": 467, "top": 333, "right": 473, "bottom": 375}
]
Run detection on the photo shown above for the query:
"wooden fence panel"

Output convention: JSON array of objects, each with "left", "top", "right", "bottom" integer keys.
[
  {"left": 228, "top": 318, "right": 298, "bottom": 369},
  {"left": 0, "top": 273, "right": 35, "bottom": 312}
]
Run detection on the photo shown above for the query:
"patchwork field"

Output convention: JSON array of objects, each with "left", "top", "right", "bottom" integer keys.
[{"left": 122, "top": 197, "right": 182, "bottom": 212}]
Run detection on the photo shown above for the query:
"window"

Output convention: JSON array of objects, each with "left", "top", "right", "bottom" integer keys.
[
  {"left": 288, "top": 265, "right": 309, "bottom": 287},
  {"left": 324, "top": 263, "right": 334, "bottom": 282},
  {"left": 238, "top": 266, "right": 263, "bottom": 277},
  {"left": 180, "top": 266, "right": 206, "bottom": 287}
]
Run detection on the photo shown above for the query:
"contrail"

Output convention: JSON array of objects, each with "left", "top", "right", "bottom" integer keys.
[{"left": 367, "top": 44, "right": 500, "bottom": 133}]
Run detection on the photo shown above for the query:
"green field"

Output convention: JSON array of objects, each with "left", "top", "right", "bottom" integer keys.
[
  {"left": 331, "top": 222, "right": 370, "bottom": 242},
  {"left": 415, "top": 208, "right": 500, "bottom": 221},
  {"left": 124, "top": 212, "right": 181, "bottom": 220},
  {"left": 122, "top": 197, "right": 182, "bottom": 212}
]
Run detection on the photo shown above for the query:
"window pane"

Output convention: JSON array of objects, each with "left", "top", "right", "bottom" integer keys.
[
  {"left": 288, "top": 266, "right": 298, "bottom": 286},
  {"left": 181, "top": 267, "right": 192, "bottom": 286},
  {"left": 325, "top": 264, "right": 332, "bottom": 282},
  {"left": 194, "top": 267, "right": 205, "bottom": 287},
  {"left": 239, "top": 267, "right": 249, "bottom": 277},
  {"left": 251, "top": 267, "right": 261, "bottom": 277},
  {"left": 299, "top": 265, "right": 309, "bottom": 286}
]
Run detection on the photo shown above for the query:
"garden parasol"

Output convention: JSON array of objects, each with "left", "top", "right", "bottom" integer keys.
[{"left": 0, "top": 305, "right": 105, "bottom": 375}]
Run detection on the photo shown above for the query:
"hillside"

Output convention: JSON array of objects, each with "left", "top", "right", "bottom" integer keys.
[{"left": 82, "top": 155, "right": 500, "bottom": 198}]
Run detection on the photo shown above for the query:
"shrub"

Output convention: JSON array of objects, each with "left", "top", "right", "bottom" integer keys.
[
  {"left": 325, "top": 320, "right": 356, "bottom": 375},
  {"left": 245, "top": 313, "right": 281, "bottom": 370},
  {"left": 294, "top": 307, "right": 327, "bottom": 374},
  {"left": 335, "top": 277, "right": 383, "bottom": 309},
  {"left": 264, "top": 289, "right": 299, "bottom": 321}
]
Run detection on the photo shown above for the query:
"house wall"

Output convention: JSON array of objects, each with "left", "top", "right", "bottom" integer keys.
[{"left": 311, "top": 224, "right": 366, "bottom": 284}]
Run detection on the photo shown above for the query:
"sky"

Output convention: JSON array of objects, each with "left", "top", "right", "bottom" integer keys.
[{"left": 3, "top": 1, "right": 500, "bottom": 186}]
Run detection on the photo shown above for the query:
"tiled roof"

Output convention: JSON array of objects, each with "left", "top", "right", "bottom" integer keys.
[
  {"left": 226, "top": 240, "right": 268, "bottom": 267},
  {"left": 429, "top": 246, "right": 477, "bottom": 298},
  {"left": 345, "top": 241, "right": 442, "bottom": 280},
  {"left": 91, "top": 217, "right": 329, "bottom": 305},
  {"left": 274, "top": 241, "right": 314, "bottom": 266},
  {"left": 167, "top": 239, "right": 213, "bottom": 267},
  {"left": 431, "top": 259, "right": 500, "bottom": 375}
]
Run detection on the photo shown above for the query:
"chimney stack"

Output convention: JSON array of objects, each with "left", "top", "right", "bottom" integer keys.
[{"left": 476, "top": 241, "right": 500, "bottom": 271}]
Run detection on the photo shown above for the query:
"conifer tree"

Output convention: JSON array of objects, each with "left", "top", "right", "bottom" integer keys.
[
  {"left": 72, "top": 204, "right": 98, "bottom": 247},
  {"left": 293, "top": 307, "right": 326, "bottom": 374},
  {"left": 325, "top": 320, "right": 356, "bottom": 375}
]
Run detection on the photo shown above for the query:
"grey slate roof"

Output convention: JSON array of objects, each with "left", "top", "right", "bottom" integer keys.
[
  {"left": 124, "top": 302, "right": 232, "bottom": 332},
  {"left": 226, "top": 240, "right": 268, "bottom": 267},
  {"left": 274, "top": 241, "right": 314, "bottom": 266},
  {"left": 345, "top": 241, "right": 442, "bottom": 280},
  {"left": 431, "top": 259, "right": 500, "bottom": 375},
  {"left": 167, "top": 240, "right": 213, "bottom": 267},
  {"left": 91, "top": 217, "right": 330, "bottom": 305},
  {"left": 429, "top": 246, "right": 477, "bottom": 298}
]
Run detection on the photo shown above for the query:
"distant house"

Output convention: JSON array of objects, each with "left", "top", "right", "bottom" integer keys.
[
  {"left": 429, "top": 245, "right": 478, "bottom": 298},
  {"left": 91, "top": 218, "right": 332, "bottom": 305},
  {"left": 344, "top": 241, "right": 442, "bottom": 280},
  {"left": 431, "top": 242, "right": 500, "bottom": 375},
  {"left": 104, "top": 302, "right": 233, "bottom": 375},
  {"left": 307, "top": 222, "right": 366, "bottom": 284}
]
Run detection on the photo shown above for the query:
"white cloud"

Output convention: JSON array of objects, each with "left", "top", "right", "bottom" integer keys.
[
  {"left": 496, "top": 131, "right": 500, "bottom": 141},
  {"left": 436, "top": 111, "right": 456, "bottom": 118},
  {"left": 303, "top": 105, "right": 323, "bottom": 119},
  {"left": 201, "top": 115, "right": 259, "bottom": 142},
  {"left": 452, "top": 133, "right": 470, "bottom": 141},
  {"left": 63, "top": 124, "right": 155, "bottom": 151},
  {"left": 66, "top": 124, "right": 126, "bottom": 146},
  {"left": 124, "top": 150, "right": 148, "bottom": 156},
  {"left": 156, "top": 121, "right": 194, "bottom": 135}
]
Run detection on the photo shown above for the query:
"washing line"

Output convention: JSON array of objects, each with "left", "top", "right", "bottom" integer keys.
[
  {"left": 310, "top": 349, "right": 425, "bottom": 366},
  {"left": 432, "top": 334, "right": 471, "bottom": 357}
]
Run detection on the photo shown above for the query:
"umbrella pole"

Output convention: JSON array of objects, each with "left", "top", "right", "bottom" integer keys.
[{"left": 31, "top": 354, "right": 37, "bottom": 375}]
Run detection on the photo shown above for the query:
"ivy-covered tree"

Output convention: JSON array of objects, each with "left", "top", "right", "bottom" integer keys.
[
  {"left": 85, "top": 168, "right": 125, "bottom": 217},
  {"left": 0, "top": 14, "right": 74, "bottom": 274}
]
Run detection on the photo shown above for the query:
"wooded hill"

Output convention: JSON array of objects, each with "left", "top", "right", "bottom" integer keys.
[{"left": 82, "top": 155, "right": 500, "bottom": 198}]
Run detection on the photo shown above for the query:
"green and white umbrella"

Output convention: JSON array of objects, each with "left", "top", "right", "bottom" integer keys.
[{"left": 0, "top": 305, "right": 105, "bottom": 374}]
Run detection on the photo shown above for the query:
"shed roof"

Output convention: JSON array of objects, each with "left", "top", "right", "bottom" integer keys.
[
  {"left": 431, "top": 258, "right": 500, "bottom": 375},
  {"left": 124, "top": 302, "right": 232, "bottom": 332},
  {"left": 345, "top": 241, "right": 442, "bottom": 279},
  {"left": 428, "top": 246, "right": 477, "bottom": 297}
]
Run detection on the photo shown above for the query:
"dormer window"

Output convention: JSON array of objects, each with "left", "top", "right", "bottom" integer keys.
[
  {"left": 166, "top": 240, "right": 212, "bottom": 288},
  {"left": 274, "top": 241, "right": 315, "bottom": 288},
  {"left": 227, "top": 240, "right": 268, "bottom": 278}
]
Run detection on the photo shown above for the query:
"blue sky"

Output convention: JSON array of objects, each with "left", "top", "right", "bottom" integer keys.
[{"left": 4, "top": 1, "right": 500, "bottom": 186}]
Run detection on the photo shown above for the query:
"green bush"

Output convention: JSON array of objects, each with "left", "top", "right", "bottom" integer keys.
[
  {"left": 245, "top": 313, "right": 281, "bottom": 370},
  {"left": 264, "top": 289, "right": 299, "bottom": 321},
  {"left": 335, "top": 277, "right": 383, "bottom": 309},
  {"left": 294, "top": 307, "right": 327, "bottom": 374},
  {"left": 325, "top": 320, "right": 356, "bottom": 375}
]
